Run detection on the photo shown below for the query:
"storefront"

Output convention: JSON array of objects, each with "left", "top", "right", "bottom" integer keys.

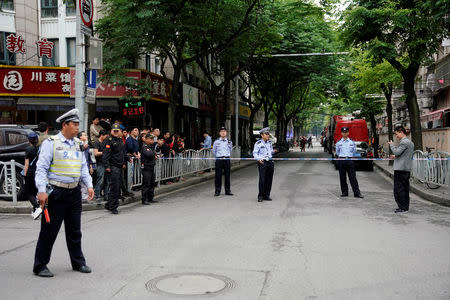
[{"left": 0, "top": 65, "right": 72, "bottom": 127}]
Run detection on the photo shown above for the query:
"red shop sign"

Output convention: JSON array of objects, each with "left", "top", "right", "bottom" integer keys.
[
  {"left": 70, "top": 69, "right": 171, "bottom": 102},
  {"left": 0, "top": 65, "right": 70, "bottom": 97}
]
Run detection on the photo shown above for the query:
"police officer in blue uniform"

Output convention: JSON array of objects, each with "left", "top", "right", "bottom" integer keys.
[
  {"left": 213, "top": 127, "right": 233, "bottom": 196},
  {"left": 336, "top": 127, "right": 364, "bottom": 198},
  {"left": 33, "top": 108, "right": 94, "bottom": 277},
  {"left": 253, "top": 127, "right": 277, "bottom": 202}
]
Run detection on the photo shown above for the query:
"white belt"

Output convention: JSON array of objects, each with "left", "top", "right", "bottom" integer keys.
[{"left": 48, "top": 180, "right": 79, "bottom": 189}]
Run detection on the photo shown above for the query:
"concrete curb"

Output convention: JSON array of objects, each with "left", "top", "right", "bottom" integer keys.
[
  {"left": 0, "top": 161, "right": 255, "bottom": 214},
  {"left": 374, "top": 162, "right": 450, "bottom": 207}
]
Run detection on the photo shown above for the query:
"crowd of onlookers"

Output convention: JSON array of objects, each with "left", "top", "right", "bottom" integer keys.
[
  {"left": 22, "top": 116, "right": 217, "bottom": 206},
  {"left": 294, "top": 136, "right": 313, "bottom": 152}
]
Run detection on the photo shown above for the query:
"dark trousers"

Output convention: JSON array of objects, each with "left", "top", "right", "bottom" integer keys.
[
  {"left": 338, "top": 160, "right": 361, "bottom": 196},
  {"left": 142, "top": 167, "right": 155, "bottom": 202},
  {"left": 24, "top": 174, "right": 39, "bottom": 209},
  {"left": 107, "top": 166, "right": 122, "bottom": 210},
  {"left": 215, "top": 159, "right": 231, "bottom": 193},
  {"left": 394, "top": 170, "right": 410, "bottom": 210},
  {"left": 258, "top": 161, "right": 274, "bottom": 199},
  {"left": 33, "top": 186, "right": 85, "bottom": 273}
]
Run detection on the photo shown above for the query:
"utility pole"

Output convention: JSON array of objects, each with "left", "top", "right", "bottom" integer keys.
[
  {"left": 235, "top": 76, "right": 239, "bottom": 147},
  {"left": 75, "top": 0, "right": 86, "bottom": 131}
]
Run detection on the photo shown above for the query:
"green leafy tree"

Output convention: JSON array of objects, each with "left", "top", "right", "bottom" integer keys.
[
  {"left": 351, "top": 50, "right": 403, "bottom": 157},
  {"left": 341, "top": 0, "right": 450, "bottom": 150}
]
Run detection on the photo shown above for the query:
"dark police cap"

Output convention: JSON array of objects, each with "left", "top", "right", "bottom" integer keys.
[
  {"left": 28, "top": 132, "right": 38, "bottom": 140},
  {"left": 341, "top": 127, "right": 349, "bottom": 132},
  {"left": 111, "top": 123, "right": 121, "bottom": 131},
  {"left": 145, "top": 133, "right": 154, "bottom": 139},
  {"left": 219, "top": 126, "right": 227, "bottom": 131}
]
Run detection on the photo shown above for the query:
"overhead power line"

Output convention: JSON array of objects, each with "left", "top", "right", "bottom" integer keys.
[{"left": 256, "top": 52, "right": 349, "bottom": 58}]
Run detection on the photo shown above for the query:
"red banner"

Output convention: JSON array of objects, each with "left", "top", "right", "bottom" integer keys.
[{"left": 0, "top": 65, "right": 71, "bottom": 97}]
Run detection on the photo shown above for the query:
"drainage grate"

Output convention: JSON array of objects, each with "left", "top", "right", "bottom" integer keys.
[{"left": 146, "top": 272, "right": 235, "bottom": 297}]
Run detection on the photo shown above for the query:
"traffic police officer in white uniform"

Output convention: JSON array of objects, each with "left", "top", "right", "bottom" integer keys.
[
  {"left": 253, "top": 127, "right": 277, "bottom": 202},
  {"left": 213, "top": 127, "right": 233, "bottom": 196},
  {"left": 33, "top": 108, "right": 94, "bottom": 277},
  {"left": 336, "top": 126, "right": 364, "bottom": 198}
]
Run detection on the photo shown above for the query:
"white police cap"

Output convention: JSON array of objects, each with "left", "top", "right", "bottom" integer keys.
[
  {"left": 259, "top": 127, "right": 270, "bottom": 134},
  {"left": 56, "top": 108, "right": 80, "bottom": 123}
]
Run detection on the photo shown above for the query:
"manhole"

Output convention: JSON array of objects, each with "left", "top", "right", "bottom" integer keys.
[{"left": 146, "top": 272, "right": 235, "bottom": 297}]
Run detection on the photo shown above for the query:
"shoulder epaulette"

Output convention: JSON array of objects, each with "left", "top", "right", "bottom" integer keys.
[
  {"left": 256, "top": 140, "right": 262, "bottom": 144},
  {"left": 49, "top": 135, "right": 57, "bottom": 140}
]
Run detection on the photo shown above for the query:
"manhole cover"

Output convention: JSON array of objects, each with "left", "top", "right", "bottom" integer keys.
[{"left": 146, "top": 272, "right": 235, "bottom": 297}]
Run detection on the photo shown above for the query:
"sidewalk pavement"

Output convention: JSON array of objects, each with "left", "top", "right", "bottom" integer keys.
[
  {"left": 0, "top": 161, "right": 255, "bottom": 214},
  {"left": 374, "top": 160, "right": 450, "bottom": 207}
]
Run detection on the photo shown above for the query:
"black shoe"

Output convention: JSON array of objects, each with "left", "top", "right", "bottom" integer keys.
[
  {"left": 264, "top": 197, "right": 272, "bottom": 201},
  {"left": 214, "top": 192, "right": 220, "bottom": 196},
  {"left": 142, "top": 201, "right": 150, "bottom": 205},
  {"left": 225, "top": 192, "right": 233, "bottom": 196},
  {"left": 104, "top": 205, "right": 110, "bottom": 211},
  {"left": 340, "top": 194, "right": 348, "bottom": 197},
  {"left": 258, "top": 197, "right": 263, "bottom": 202},
  {"left": 34, "top": 267, "right": 54, "bottom": 277},
  {"left": 73, "top": 265, "right": 92, "bottom": 273},
  {"left": 354, "top": 194, "right": 364, "bottom": 199},
  {"left": 123, "top": 192, "right": 133, "bottom": 197},
  {"left": 394, "top": 208, "right": 408, "bottom": 213},
  {"left": 111, "top": 209, "right": 118, "bottom": 214},
  {"left": 149, "top": 200, "right": 158, "bottom": 203}
]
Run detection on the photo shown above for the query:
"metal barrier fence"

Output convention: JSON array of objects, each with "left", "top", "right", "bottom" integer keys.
[
  {"left": 132, "top": 147, "right": 241, "bottom": 188},
  {"left": 412, "top": 150, "right": 450, "bottom": 187},
  {"left": 0, "top": 160, "right": 18, "bottom": 204}
]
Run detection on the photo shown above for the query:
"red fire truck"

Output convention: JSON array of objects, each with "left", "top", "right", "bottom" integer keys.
[{"left": 327, "top": 116, "right": 374, "bottom": 171}]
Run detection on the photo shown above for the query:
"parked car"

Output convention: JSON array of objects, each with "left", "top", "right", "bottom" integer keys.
[{"left": 0, "top": 125, "right": 38, "bottom": 200}]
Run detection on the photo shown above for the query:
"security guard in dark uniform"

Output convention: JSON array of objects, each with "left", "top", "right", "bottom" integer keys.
[
  {"left": 140, "top": 133, "right": 158, "bottom": 205},
  {"left": 103, "top": 124, "right": 126, "bottom": 214},
  {"left": 253, "top": 127, "right": 277, "bottom": 202},
  {"left": 212, "top": 126, "right": 233, "bottom": 196},
  {"left": 33, "top": 108, "right": 94, "bottom": 277},
  {"left": 336, "top": 127, "right": 364, "bottom": 198}
]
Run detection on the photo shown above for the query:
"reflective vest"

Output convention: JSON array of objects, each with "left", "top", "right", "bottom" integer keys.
[{"left": 48, "top": 135, "right": 82, "bottom": 178}]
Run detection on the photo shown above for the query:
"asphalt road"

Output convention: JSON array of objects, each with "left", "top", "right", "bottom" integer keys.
[{"left": 1, "top": 145, "right": 449, "bottom": 299}]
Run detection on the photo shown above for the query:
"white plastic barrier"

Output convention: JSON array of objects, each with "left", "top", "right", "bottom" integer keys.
[
  {"left": 0, "top": 160, "right": 18, "bottom": 204},
  {"left": 131, "top": 146, "right": 241, "bottom": 188}
]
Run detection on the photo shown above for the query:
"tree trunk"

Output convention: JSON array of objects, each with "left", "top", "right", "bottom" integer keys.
[
  {"left": 403, "top": 71, "right": 423, "bottom": 150},
  {"left": 384, "top": 89, "right": 394, "bottom": 165},
  {"left": 369, "top": 113, "right": 379, "bottom": 158}
]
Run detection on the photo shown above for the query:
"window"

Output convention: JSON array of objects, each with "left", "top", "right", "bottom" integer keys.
[
  {"left": 41, "top": 0, "right": 57, "bottom": 18},
  {"left": 6, "top": 132, "right": 28, "bottom": 146},
  {"left": 155, "top": 57, "right": 160, "bottom": 75},
  {"left": 65, "top": 0, "right": 75, "bottom": 16},
  {"left": 66, "top": 37, "right": 76, "bottom": 67},
  {"left": 0, "top": 32, "right": 16, "bottom": 65},
  {"left": 145, "top": 54, "right": 151, "bottom": 72},
  {"left": 1, "top": 0, "right": 14, "bottom": 11},
  {"left": 42, "top": 39, "right": 59, "bottom": 66},
  {"left": 124, "top": 58, "right": 136, "bottom": 69}
]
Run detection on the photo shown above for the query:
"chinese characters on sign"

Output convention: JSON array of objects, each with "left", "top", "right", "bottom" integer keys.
[
  {"left": 5, "top": 34, "right": 55, "bottom": 58},
  {"left": 6, "top": 34, "right": 26, "bottom": 54},
  {"left": 0, "top": 66, "right": 71, "bottom": 96},
  {"left": 36, "top": 38, "right": 54, "bottom": 59},
  {"left": 121, "top": 100, "right": 145, "bottom": 117}
]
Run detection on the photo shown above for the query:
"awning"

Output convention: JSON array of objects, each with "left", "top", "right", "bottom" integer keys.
[
  {"left": 0, "top": 97, "right": 16, "bottom": 107},
  {"left": 17, "top": 98, "right": 74, "bottom": 111},
  {"left": 420, "top": 107, "right": 450, "bottom": 123},
  {"left": 16, "top": 98, "right": 119, "bottom": 112},
  {"left": 97, "top": 99, "right": 119, "bottom": 112}
]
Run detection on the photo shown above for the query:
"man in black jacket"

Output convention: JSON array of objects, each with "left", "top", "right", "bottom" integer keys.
[
  {"left": 140, "top": 133, "right": 158, "bottom": 205},
  {"left": 103, "top": 124, "right": 126, "bottom": 214}
]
